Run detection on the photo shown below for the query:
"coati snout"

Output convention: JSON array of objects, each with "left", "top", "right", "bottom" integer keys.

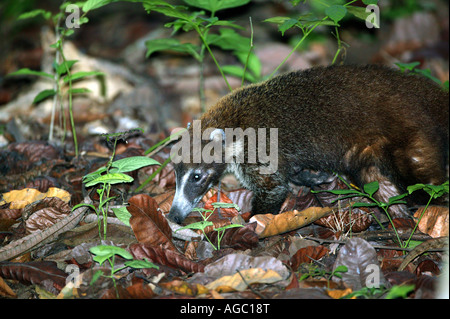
[{"left": 167, "top": 65, "right": 449, "bottom": 224}]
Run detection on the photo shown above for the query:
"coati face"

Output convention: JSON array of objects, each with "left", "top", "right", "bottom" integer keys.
[{"left": 167, "top": 161, "right": 226, "bottom": 224}]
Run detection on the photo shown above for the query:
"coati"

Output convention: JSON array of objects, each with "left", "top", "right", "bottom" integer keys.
[{"left": 167, "top": 65, "right": 449, "bottom": 224}]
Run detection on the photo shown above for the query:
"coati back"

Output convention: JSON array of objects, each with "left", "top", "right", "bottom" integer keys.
[{"left": 168, "top": 65, "right": 449, "bottom": 224}]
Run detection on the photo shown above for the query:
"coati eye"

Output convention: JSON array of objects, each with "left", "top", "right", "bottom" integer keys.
[{"left": 191, "top": 173, "right": 202, "bottom": 182}]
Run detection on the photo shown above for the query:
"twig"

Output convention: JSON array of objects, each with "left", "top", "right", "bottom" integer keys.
[{"left": 236, "top": 269, "right": 266, "bottom": 299}]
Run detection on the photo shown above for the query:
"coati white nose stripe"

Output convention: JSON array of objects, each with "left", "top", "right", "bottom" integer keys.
[{"left": 173, "top": 168, "right": 194, "bottom": 213}]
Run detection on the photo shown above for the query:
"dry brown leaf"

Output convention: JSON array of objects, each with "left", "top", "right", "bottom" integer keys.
[
  {"left": 290, "top": 245, "right": 330, "bottom": 270},
  {"left": 25, "top": 197, "right": 72, "bottom": 234},
  {"left": 413, "top": 206, "right": 449, "bottom": 238},
  {"left": 127, "top": 194, "right": 177, "bottom": 251},
  {"left": 251, "top": 206, "right": 335, "bottom": 238}
]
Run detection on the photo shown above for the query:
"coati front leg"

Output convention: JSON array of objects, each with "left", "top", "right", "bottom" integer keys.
[{"left": 239, "top": 165, "right": 290, "bottom": 216}]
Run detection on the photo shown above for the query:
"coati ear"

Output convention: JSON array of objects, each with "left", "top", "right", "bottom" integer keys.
[{"left": 209, "top": 128, "right": 225, "bottom": 142}]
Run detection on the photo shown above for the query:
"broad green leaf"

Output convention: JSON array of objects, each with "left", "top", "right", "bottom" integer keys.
[
  {"left": 346, "top": 5, "right": 371, "bottom": 21},
  {"left": 145, "top": 38, "right": 201, "bottom": 61},
  {"left": 183, "top": 0, "right": 250, "bottom": 14},
  {"left": 125, "top": 259, "right": 159, "bottom": 269},
  {"left": 325, "top": 5, "right": 347, "bottom": 24},
  {"left": 363, "top": 181, "right": 379, "bottom": 197},
  {"left": 33, "top": 89, "right": 56, "bottom": 104},
  {"left": 55, "top": 60, "right": 78, "bottom": 76},
  {"left": 110, "top": 156, "right": 160, "bottom": 173},
  {"left": 147, "top": 5, "right": 191, "bottom": 20},
  {"left": 279, "top": 18, "right": 300, "bottom": 35},
  {"left": 82, "top": 0, "right": 112, "bottom": 12},
  {"left": 18, "top": 9, "right": 52, "bottom": 20},
  {"left": 112, "top": 206, "right": 131, "bottom": 227},
  {"left": 63, "top": 71, "right": 104, "bottom": 83},
  {"left": 214, "top": 223, "right": 243, "bottom": 232},
  {"left": 90, "top": 245, "right": 133, "bottom": 265},
  {"left": 362, "top": 0, "right": 378, "bottom": 5},
  {"left": 175, "top": 220, "right": 213, "bottom": 231},
  {"left": 222, "top": 65, "right": 258, "bottom": 83},
  {"left": 83, "top": 166, "right": 108, "bottom": 183},
  {"left": 85, "top": 172, "right": 134, "bottom": 187},
  {"left": 206, "top": 28, "right": 250, "bottom": 52},
  {"left": 235, "top": 51, "right": 262, "bottom": 79},
  {"left": 8, "top": 68, "right": 53, "bottom": 79},
  {"left": 69, "top": 88, "right": 92, "bottom": 94}
]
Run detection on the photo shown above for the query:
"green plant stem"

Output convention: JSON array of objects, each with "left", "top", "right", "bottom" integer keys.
[
  {"left": 404, "top": 193, "right": 434, "bottom": 248},
  {"left": 194, "top": 25, "right": 233, "bottom": 92},
  {"left": 134, "top": 156, "right": 172, "bottom": 193},
  {"left": 269, "top": 18, "right": 325, "bottom": 79},
  {"left": 241, "top": 16, "right": 254, "bottom": 87}
]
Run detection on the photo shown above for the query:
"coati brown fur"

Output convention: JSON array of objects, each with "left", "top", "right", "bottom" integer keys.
[{"left": 168, "top": 65, "right": 449, "bottom": 224}]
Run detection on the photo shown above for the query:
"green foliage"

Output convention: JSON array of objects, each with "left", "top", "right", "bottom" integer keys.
[
  {"left": 76, "top": 140, "right": 160, "bottom": 239},
  {"left": 312, "top": 178, "right": 449, "bottom": 248},
  {"left": 175, "top": 203, "right": 243, "bottom": 250},
  {"left": 90, "top": 244, "right": 158, "bottom": 296},
  {"left": 395, "top": 62, "right": 449, "bottom": 90}
]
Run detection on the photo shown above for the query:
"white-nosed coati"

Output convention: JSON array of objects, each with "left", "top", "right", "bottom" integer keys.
[{"left": 167, "top": 65, "right": 449, "bottom": 224}]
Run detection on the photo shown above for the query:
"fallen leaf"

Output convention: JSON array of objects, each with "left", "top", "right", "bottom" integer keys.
[
  {"left": 2, "top": 187, "right": 71, "bottom": 209},
  {"left": 251, "top": 206, "right": 335, "bottom": 238},
  {"left": 129, "top": 243, "right": 205, "bottom": 273},
  {"left": 127, "top": 194, "right": 177, "bottom": 251},
  {"left": 333, "top": 238, "right": 388, "bottom": 290},
  {"left": 160, "top": 280, "right": 209, "bottom": 296},
  {"left": 0, "top": 260, "right": 67, "bottom": 293},
  {"left": 206, "top": 268, "right": 283, "bottom": 292},
  {"left": 413, "top": 206, "right": 449, "bottom": 238},
  {"left": 290, "top": 245, "right": 330, "bottom": 270}
]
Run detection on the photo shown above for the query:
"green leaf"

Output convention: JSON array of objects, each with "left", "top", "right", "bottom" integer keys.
[
  {"left": 33, "top": 89, "right": 57, "bottom": 104},
  {"left": 112, "top": 206, "right": 132, "bottom": 227},
  {"left": 110, "top": 156, "right": 160, "bottom": 174},
  {"left": 395, "top": 61, "right": 421, "bottom": 72},
  {"left": 214, "top": 223, "right": 243, "bottom": 232},
  {"left": 63, "top": 71, "right": 104, "bottom": 83},
  {"left": 85, "top": 172, "right": 134, "bottom": 187},
  {"left": 363, "top": 181, "right": 379, "bottom": 197},
  {"left": 18, "top": 9, "right": 52, "bottom": 21},
  {"left": 175, "top": 220, "right": 213, "bottom": 232},
  {"left": 8, "top": 68, "right": 53, "bottom": 79},
  {"left": 55, "top": 60, "right": 78, "bottom": 76},
  {"left": 235, "top": 51, "right": 261, "bottom": 79},
  {"left": 206, "top": 28, "right": 250, "bottom": 52},
  {"left": 82, "top": 0, "right": 112, "bottom": 12},
  {"left": 83, "top": 166, "right": 108, "bottom": 184},
  {"left": 183, "top": 0, "right": 250, "bottom": 14},
  {"left": 346, "top": 5, "right": 370, "bottom": 21},
  {"left": 145, "top": 38, "right": 201, "bottom": 61},
  {"left": 125, "top": 259, "right": 159, "bottom": 269},
  {"left": 325, "top": 5, "right": 347, "bottom": 24},
  {"left": 362, "top": 0, "right": 378, "bottom": 5},
  {"left": 90, "top": 245, "right": 134, "bottom": 265},
  {"left": 211, "top": 202, "right": 241, "bottom": 211},
  {"left": 385, "top": 284, "right": 415, "bottom": 299},
  {"left": 222, "top": 65, "right": 258, "bottom": 83},
  {"left": 69, "top": 88, "right": 92, "bottom": 95}
]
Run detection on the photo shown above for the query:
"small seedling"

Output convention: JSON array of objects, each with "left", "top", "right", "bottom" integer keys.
[{"left": 175, "top": 203, "right": 243, "bottom": 250}]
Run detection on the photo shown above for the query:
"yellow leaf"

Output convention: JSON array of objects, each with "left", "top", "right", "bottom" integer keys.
[
  {"left": 2, "top": 187, "right": 71, "bottom": 209},
  {"left": 251, "top": 207, "right": 335, "bottom": 238},
  {"left": 206, "top": 268, "right": 282, "bottom": 292}
]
